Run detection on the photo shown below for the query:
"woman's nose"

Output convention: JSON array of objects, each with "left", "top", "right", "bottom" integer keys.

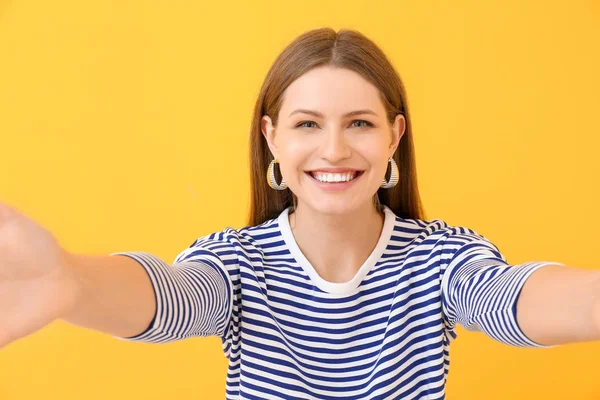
[{"left": 321, "top": 128, "right": 352, "bottom": 161}]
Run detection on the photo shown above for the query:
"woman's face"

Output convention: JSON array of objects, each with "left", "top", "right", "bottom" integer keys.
[{"left": 261, "top": 65, "right": 405, "bottom": 216}]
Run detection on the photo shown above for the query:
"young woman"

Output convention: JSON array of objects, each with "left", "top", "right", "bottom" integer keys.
[{"left": 1, "top": 27, "right": 598, "bottom": 399}]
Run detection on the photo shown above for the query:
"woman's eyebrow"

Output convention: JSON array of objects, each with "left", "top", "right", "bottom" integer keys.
[{"left": 288, "top": 109, "right": 378, "bottom": 118}]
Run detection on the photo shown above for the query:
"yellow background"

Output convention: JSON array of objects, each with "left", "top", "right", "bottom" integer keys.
[{"left": 0, "top": 0, "right": 599, "bottom": 398}]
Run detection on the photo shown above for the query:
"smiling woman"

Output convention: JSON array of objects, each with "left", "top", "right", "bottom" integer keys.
[
  {"left": 248, "top": 29, "right": 423, "bottom": 226},
  {"left": 261, "top": 65, "right": 406, "bottom": 214},
  {"left": 101, "top": 27, "right": 568, "bottom": 399},
  {"left": 0, "top": 25, "right": 580, "bottom": 400}
]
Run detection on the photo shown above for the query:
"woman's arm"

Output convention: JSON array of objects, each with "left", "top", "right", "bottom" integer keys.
[
  {"left": 61, "top": 252, "right": 157, "bottom": 338},
  {"left": 516, "top": 264, "right": 600, "bottom": 346}
]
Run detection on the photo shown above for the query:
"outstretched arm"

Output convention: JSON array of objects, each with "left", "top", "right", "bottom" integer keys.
[{"left": 516, "top": 264, "right": 600, "bottom": 346}]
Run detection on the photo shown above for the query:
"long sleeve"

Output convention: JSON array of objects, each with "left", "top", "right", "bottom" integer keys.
[
  {"left": 439, "top": 228, "right": 564, "bottom": 348},
  {"left": 108, "top": 236, "right": 235, "bottom": 345}
]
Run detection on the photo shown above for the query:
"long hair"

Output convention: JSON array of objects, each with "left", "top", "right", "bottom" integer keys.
[{"left": 247, "top": 27, "right": 426, "bottom": 226}]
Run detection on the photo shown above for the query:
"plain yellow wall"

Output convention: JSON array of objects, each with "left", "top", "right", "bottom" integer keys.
[{"left": 0, "top": 0, "right": 599, "bottom": 398}]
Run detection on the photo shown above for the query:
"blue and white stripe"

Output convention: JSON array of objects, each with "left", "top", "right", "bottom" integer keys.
[{"left": 110, "top": 205, "right": 562, "bottom": 399}]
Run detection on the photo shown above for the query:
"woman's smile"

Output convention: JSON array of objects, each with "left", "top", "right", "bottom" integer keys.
[{"left": 304, "top": 170, "right": 365, "bottom": 191}]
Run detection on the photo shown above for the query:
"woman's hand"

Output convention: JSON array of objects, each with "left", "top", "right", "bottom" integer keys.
[{"left": 0, "top": 201, "right": 81, "bottom": 349}]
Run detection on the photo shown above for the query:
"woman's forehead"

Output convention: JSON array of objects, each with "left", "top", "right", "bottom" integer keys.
[{"left": 279, "top": 68, "right": 384, "bottom": 117}]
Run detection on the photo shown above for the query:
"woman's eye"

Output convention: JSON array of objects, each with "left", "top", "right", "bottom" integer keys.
[
  {"left": 296, "top": 121, "right": 317, "bottom": 128},
  {"left": 352, "top": 120, "right": 374, "bottom": 128}
]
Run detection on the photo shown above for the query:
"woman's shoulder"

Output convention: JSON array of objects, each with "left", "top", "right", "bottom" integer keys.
[
  {"left": 388, "top": 209, "right": 494, "bottom": 250},
  {"left": 172, "top": 214, "right": 282, "bottom": 264},
  {"left": 390, "top": 210, "right": 450, "bottom": 240},
  {"left": 391, "top": 214, "right": 503, "bottom": 264}
]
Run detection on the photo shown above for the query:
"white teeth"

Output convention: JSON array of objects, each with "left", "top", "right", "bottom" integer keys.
[{"left": 311, "top": 172, "right": 358, "bottom": 183}]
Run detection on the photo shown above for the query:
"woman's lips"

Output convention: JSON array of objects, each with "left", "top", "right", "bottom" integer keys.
[
  {"left": 306, "top": 170, "right": 364, "bottom": 176},
  {"left": 304, "top": 170, "right": 364, "bottom": 191}
]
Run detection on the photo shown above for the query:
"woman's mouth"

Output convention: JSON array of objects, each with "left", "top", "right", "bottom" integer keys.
[{"left": 304, "top": 170, "right": 364, "bottom": 191}]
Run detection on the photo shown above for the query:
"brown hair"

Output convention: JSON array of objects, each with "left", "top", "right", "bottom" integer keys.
[{"left": 247, "top": 27, "right": 426, "bottom": 226}]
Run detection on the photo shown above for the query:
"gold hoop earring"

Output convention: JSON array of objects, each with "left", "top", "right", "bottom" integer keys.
[
  {"left": 381, "top": 157, "right": 399, "bottom": 188},
  {"left": 267, "top": 159, "right": 288, "bottom": 190}
]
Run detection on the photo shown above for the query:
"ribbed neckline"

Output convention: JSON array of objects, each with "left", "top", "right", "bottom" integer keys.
[{"left": 277, "top": 205, "right": 396, "bottom": 295}]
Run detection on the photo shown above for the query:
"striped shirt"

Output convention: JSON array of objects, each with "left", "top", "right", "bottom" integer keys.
[{"left": 110, "top": 205, "right": 561, "bottom": 399}]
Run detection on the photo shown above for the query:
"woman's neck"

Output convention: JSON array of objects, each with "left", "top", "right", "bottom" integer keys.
[{"left": 288, "top": 203, "right": 385, "bottom": 283}]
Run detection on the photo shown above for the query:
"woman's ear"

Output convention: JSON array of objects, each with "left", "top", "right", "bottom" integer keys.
[
  {"left": 389, "top": 114, "right": 406, "bottom": 158},
  {"left": 261, "top": 115, "right": 278, "bottom": 159}
]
